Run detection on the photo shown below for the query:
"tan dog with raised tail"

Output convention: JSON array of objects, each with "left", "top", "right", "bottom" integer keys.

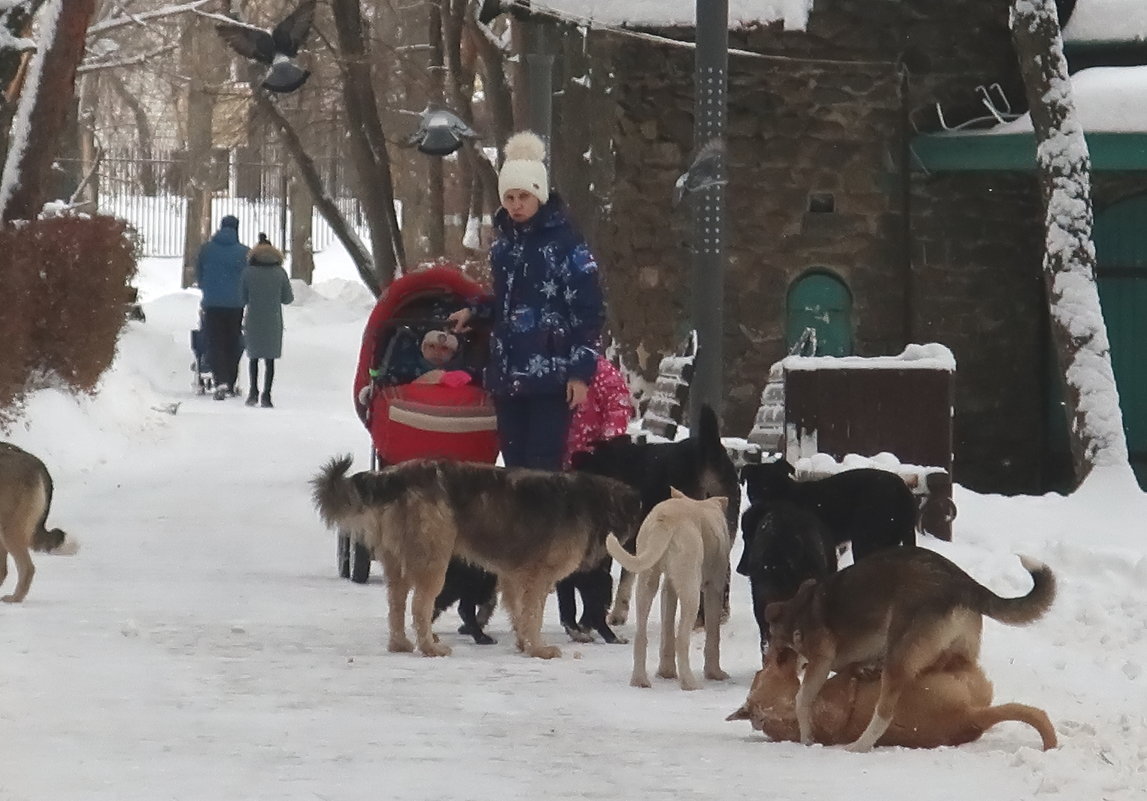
[
  {"left": 0, "top": 443, "right": 78, "bottom": 602},
  {"left": 605, "top": 488, "right": 730, "bottom": 690},
  {"left": 764, "top": 546, "right": 1055, "bottom": 751}
]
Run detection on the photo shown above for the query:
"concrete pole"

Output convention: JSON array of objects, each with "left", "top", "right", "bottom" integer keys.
[{"left": 691, "top": 0, "right": 728, "bottom": 425}]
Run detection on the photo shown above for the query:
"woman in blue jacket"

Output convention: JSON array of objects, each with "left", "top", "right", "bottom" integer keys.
[{"left": 449, "top": 131, "right": 604, "bottom": 471}]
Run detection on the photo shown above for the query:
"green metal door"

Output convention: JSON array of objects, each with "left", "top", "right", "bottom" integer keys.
[
  {"left": 1094, "top": 194, "right": 1147, "bottom": 487},
  {"left": 786, "top": 271, "right": 853, "bottom": 356}
]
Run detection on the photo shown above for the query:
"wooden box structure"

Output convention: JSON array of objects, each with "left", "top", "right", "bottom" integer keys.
[{"left": 782, "top": 345, "right": 957, "bottom": 540}]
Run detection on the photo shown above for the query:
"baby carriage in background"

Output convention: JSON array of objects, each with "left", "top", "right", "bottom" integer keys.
[
  {"left": 190, "top": 309, "right": 216, "bottom": 395},
  {"left": 338, "top": 264, "right": 499, "bottom": 583}
]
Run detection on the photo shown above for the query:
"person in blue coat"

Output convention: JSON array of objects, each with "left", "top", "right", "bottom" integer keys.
[
  {"left": 448, "top": 131, "right": 604, "bottom": 471},
  {"left": 196, "top": 215, "right": 249, "bottom": 400},
  {"left": 242, "top": 234, "right": 294, "bottom": 408}
]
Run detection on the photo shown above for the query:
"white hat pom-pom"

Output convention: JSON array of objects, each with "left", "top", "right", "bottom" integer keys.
[{"left": 503, "top": 131, "right": 546, "bottom": 163}]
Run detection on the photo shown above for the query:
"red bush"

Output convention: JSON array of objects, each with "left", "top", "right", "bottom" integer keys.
[{"left": 0, "top": 215, "right": 139, "bottom": 424}]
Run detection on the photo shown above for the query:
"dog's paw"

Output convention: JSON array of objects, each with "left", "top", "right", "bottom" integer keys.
[
  {"left": 420, "top": 641, "right": 453, "bottom": 658},
  {"left": 657, "top": 664, "right": 678, "bottom": 680},
  {"left": 844, "top": 739, "right": 874, "bottom": 753},
  {"left": 679, "top": 676, "right": 702, "bottom": 691},
  {"left": 387, "top": 635, "right": 415, "bottom": 653},
  {"left": 607, "top": 608, "right": 629, "bottom": 626},
  {"left": 705, "top": 667, "right": 730, "bottom": 681},
  {"left": 605, "top": 633, "right": 629, "bottom": 645},
  {"left": 528, "top": 644, "right": 562, "bottom": 659},
  {"left": 1, "top": 595, "right": 20, "bottom": 603},
  {"left": 630, "top": 674, "right": 652, "bottom": 688},
  {"left": 564, "top": 625, "right": 595, "bottom": 644}
]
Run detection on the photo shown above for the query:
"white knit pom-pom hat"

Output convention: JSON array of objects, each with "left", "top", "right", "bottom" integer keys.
[{"left": 498, "top": 131, "right": 550, "bottom": 204}]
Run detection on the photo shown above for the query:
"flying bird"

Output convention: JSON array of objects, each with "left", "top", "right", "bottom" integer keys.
[
  {"left": 405, "top": 107, "right": 481, "bottom": 157},
  {"left": 215, "top": 0, "right": 316, "bottom": 94},
  {"left": 673, "top": 138, "right": 727, "bottom": 207}
]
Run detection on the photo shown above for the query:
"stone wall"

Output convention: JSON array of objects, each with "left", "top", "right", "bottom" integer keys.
[{"left": 550, "top": 0, "right": 1096, "bottom": 493}]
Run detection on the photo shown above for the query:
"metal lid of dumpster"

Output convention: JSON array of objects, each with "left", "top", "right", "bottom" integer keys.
[{"left": 782, "top": 344, "right": 955, "bottom": 474}]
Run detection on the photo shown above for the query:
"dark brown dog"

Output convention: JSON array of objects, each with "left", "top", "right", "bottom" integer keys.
[
  {"left": 312, "top": 456, "right": 642, "bottom": 659},
  {"left": 764, "top": 546, "right": 1056, "bottom": 751}
]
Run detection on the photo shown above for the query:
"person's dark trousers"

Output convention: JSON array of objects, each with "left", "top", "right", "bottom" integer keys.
[
  {"left": 202, "top": 306, "right": 244, "bottom": 390},
  {"left": 494, "top": 393, "right": 571, "bottom": 471}
]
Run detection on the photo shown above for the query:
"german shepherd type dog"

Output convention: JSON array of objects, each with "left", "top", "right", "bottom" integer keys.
[
  {"left": 764, "top": 546, "right": 1056, "bottom": 752},
  {"left": 570, "top": 404, "right": 740, "bottom": 632},
  {"left": 311, "top": 456, "right": 642, "bottom": 659},
  {"left": 0, "top": 443, "right": 77, "bottom": 603},
  {"left": 726, "top": 647, "right": 1057, "bottom": 750},
  {"left": 606, "top": 489, "right": 731, "bottom": 690}
]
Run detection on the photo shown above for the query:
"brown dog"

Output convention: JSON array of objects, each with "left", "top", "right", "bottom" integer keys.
[
  {"left": 764, "top": 546, "right": 1056, "bottom": 751},
  {"left": 727, "top": 646, "right": 1057, "bottom": 750},
  {"left": 0, "top": 443, "right": 76, "bottom": 603},
  {"left": 311, "top": 455, "right": 642, "bottom": 659}
]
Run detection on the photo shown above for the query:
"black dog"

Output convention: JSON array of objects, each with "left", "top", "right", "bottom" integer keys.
[
  {"left": 735, "top": 500, "right": 836, "bottom": 652},
  {"left": 565, "top": 403, "right": 740, "bottom": 640},
  {"left": 432, "top": 559, "right": 498, "bottom": 645},
  {"left": 738, "top": 459, "right": 916, "bottom": 646}
]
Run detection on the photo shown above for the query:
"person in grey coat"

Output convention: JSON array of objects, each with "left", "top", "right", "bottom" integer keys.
[{"left": 242, "top": 234, "right": 295, "bottom": 408}]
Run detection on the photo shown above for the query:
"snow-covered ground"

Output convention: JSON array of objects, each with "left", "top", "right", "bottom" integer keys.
[{"left": 2, "top": 249, "right": 1146, "bottom": 801}]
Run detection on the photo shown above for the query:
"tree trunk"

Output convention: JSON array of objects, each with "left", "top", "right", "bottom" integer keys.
[
  {"left": 1010, "top": 0, "right": 1130, "bottom": 484},
  {"left": 76, "top": 71, "right": 99, "bottom": 209},
  {"left": 330, "top": 0, "right": 404, "bottom": 288},
  {"left": 179, "top": 19, "right": 217, "bottom": 289},
  {"left": 426, "top": 1, "right": 446, "bottom": 257},
  {"left": 0, "top": 1, "right": 46, "bottom": 163},
  {"left": 253, "top": 88, "right": 378, "bottom": 296},
  {"left": 0, "top": 0, "right": 95, "bottom": 223},
  {"left": 106, "top": 72, "right": 156, "bottom": 194},
  {"left": 288, "top": 168, "right": 314, "bottom": 284}
]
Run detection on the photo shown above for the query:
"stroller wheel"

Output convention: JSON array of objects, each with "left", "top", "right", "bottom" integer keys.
[
  {"left": 337, "top": 532, "right": 351, "bottom": 579},
  {"left": 349, "top": 540, "right": 371, "bottom": 584}
]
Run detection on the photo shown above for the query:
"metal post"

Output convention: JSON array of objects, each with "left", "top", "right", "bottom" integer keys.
[
  {"left": 525, "top": 22, "right": 554, "bottom": 164},
  {"left": 691, "top": 0, "right": 727, "bottom": 426}
]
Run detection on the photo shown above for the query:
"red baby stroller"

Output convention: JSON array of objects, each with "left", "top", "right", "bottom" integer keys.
[{"left": 338, "top": 264, "right": 499, "bottom": 582}]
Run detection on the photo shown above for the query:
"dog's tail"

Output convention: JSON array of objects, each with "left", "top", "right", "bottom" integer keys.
[
  {"left": 978, "top": 555, "right": 1057, "bottom": 626},
  {"left": 310, "top": 454, "right": 363, "bottom": 529},
  {"left": 967, "top": 703, "right": 1058, "bottom": 751},
  {"left": 33, "top": 527, "right": 78, "bottom": 555},
  {"left": 605, "top": 525, "right": 673, "bottom": 574}
]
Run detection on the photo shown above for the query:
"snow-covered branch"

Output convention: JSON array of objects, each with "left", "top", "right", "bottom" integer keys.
[{"left": 86, "top": 0, "right": 208, "bottom": 36}]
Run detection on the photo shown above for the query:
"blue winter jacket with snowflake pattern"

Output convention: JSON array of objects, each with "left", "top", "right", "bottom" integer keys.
[{"left": 474, "top": 194, "right": 604, "bottom": 397}]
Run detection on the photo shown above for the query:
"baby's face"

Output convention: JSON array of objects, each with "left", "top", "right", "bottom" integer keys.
[{"left": 422, "top": 340, "right": 457, "bottom": 367}]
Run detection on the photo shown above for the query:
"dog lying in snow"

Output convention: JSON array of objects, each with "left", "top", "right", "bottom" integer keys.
[{"left": 727, "top": 646, "right": 1057, "bottom": 750}]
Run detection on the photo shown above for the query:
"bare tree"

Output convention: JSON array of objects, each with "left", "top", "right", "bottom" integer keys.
[
  {"left": 1010, "top": 0, "right": 1131, "bottom": 485},
  {"left": 1, "top": 0, "right": 96, "bottom": 222},
  {"left": 330, "top": 0, "right": 404, "bottom": 287}
]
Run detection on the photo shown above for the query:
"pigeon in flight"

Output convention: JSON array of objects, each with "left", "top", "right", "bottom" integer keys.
[
  {"left": 215, "top": 0, "right": 316, "bottom": 94},
  {"left": 405, "top": 107, "right": 481, "bottom": 157},
  {"left": 673, "top": 138, "right": 727, "bottom": 207}
]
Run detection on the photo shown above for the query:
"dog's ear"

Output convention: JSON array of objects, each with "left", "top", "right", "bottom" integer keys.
[
  {"left": 709, "top": 495, "right": 729, "bottom": 513},
  {"left": 670, "top": 486, "right": 686, "bottom": 499},
  {"left": 725, "top": 704, "right": 751, "bottom": 722},
  {"left": 779, "top": 458, "right": 796, "bottom": 477},
  {"left": 764, "top": 600, "right": 787, "bottom": 626}
]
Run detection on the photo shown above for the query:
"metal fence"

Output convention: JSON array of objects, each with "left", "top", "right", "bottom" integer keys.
[{"left": 58, "top": 148, "right": 363, "bottom": 258}]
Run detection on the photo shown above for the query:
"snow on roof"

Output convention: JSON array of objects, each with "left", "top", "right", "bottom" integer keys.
[
  {"left": 782, "top": 343, "right": 957, "bottom": 372},
  {"left": 534, "top": 0, "right": 812, "bottom": 31},
  {"left": 977, "top": 66, "right": 1147, "bottom": 135},
  {"left": 1064, "top": 0, "right": 1147, "bottom": 45}
]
